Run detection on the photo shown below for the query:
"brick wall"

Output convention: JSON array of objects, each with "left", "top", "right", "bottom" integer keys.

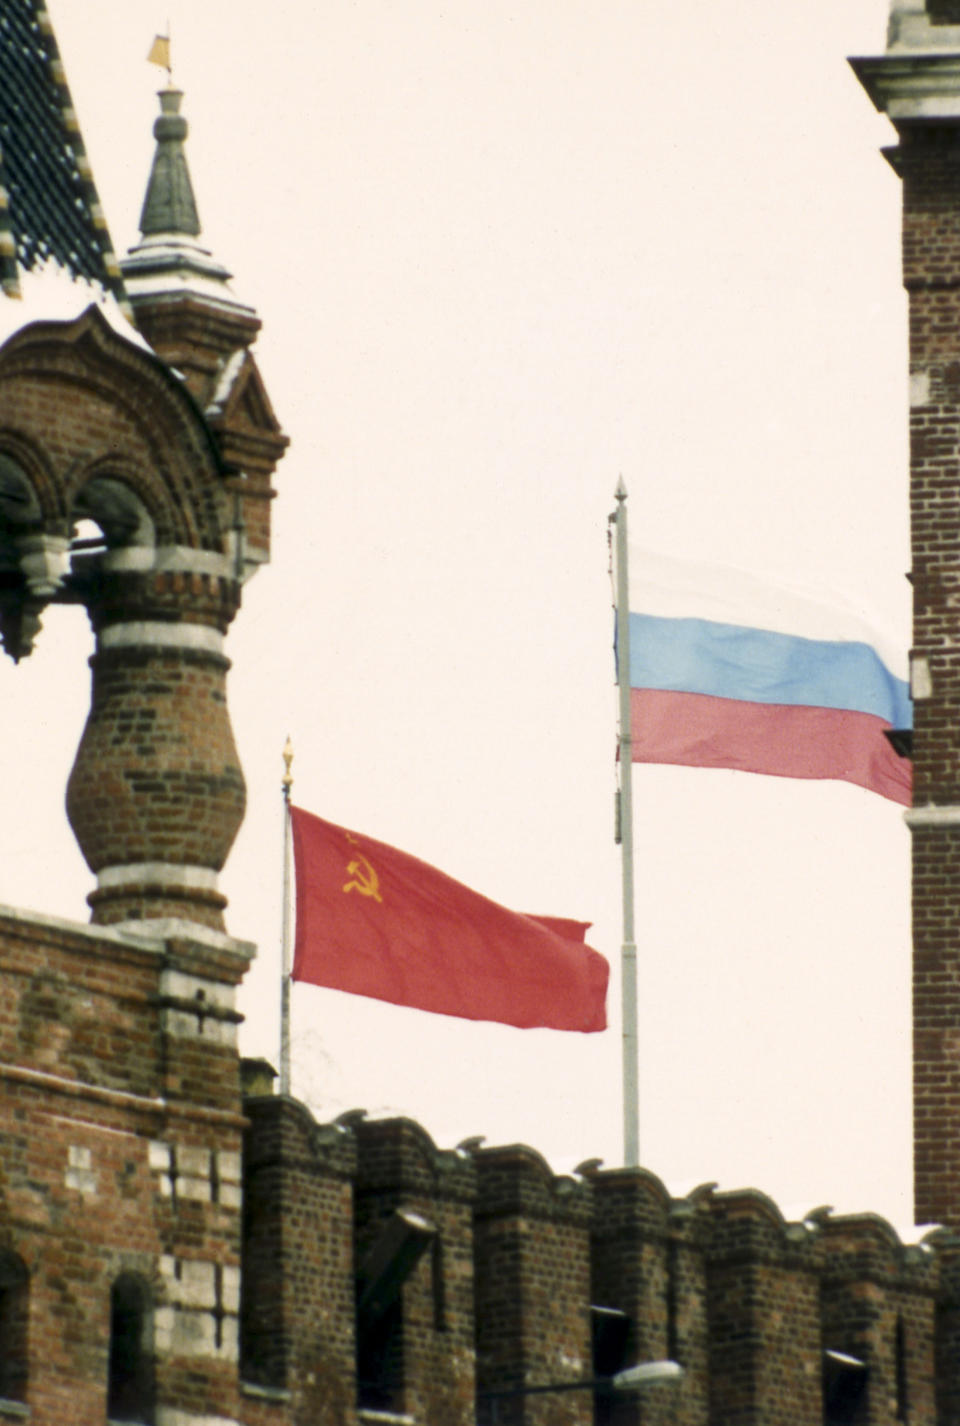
[
  {"left": 353, "top": 1117, "right": 477, "bottom": 1426},
  {"left": 590, "top": 1169, "right": 709, "bottom": 1426},
  {"left": 893, "top": 124, "right": 960, "bottom": 1231},
  {"left": 854, "top": 29, "right": 960, "bottom": 1236},
  {"left": 0, "top": 905, "right": 252, "bottom": 1423},
  {"left": 232, "top": 1098, "right": 954, "bottom": 1426},
  {"left": 474, "top": 1145, "right": 593, "bottom": 1426},
  {"left": 242, "top": 1095, "right": 357, "bottom": 1423}
]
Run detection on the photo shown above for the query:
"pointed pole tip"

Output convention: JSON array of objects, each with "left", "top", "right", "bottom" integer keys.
[{"left": 615, "top": 477, "right": 628, "bottom": 502}]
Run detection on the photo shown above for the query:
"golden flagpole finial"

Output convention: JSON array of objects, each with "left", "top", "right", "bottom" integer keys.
[{"left": 282, "top": 737, "right": 294, "bottom": 802}]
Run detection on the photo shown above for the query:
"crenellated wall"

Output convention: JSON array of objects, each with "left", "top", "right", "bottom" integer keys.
[{"left": 237, "top": 1083, "right": 948, "bottom": 1426}]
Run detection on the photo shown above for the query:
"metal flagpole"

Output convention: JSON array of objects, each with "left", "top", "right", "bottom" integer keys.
[
  {"left": 280, "top": 738, "right": 294, "bottom": 1097},
  {"left": 613, "top": 481, "right": 640, "bottom": 1167}
]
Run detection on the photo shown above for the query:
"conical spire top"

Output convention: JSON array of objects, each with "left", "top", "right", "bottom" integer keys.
[
  {"left": 121, "top": 86, "right": 261, "bottom": 382},
  {"left": 139, "top": 88, "right": 201, "bottom": 238}
]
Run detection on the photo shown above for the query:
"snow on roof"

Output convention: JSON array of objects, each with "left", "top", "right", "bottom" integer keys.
[{"left": 0, "top": 258, "right": 149, "bottom": 353}]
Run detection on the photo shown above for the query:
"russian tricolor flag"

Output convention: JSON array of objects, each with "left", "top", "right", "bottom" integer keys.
[{"left": 621, "top": 550, "right": 912, "bottom": 806}]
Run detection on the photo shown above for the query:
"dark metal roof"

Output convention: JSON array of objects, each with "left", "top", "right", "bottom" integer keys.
[{"left": 0, "top": 0, "right": 126, "bottom": 301}]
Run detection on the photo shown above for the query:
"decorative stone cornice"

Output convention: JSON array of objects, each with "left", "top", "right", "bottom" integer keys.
[
  {"left": 905, "top": 804, "right": 960, "bottom": 827},
  {"left": 852, "top": 51, "right": 960, "bottom": 122}
]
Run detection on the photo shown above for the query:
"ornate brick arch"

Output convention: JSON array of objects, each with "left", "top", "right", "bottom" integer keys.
[
  {"left": 0, "top": 430, "right": 60, "bottom": 529},
  {"left": 0, "top": 305, "right": 253, "bottom": 926},
  {"left": 0, "top": 304, "right": 228, "bottom": 556}
]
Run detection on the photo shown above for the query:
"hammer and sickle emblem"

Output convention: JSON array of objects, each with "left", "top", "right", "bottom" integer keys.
[{"left": 343, "top": 851, "right": 383, "bottom": 903}]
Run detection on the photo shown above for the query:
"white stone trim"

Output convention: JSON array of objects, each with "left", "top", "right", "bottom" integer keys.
[
  {"left": 162, "top": 1009, "right": 237, "bottom": 1049},
  {"left": 854, "top": 52, "right": 960, "bottom": 122},
  {"left": 103, "top": 916, "right": 255, "bottom": 959},
  {"left": 156, "top": 1411, "right": 240, "bottom": 1426},
  {"left": 206, "top": 349, "right": 246, "bottom": 415},
  {"left": 240, "top": 1381, "right": 291, "bottom": 1403},
  {"left": 911, "top": 652, "right": 933, "bottom": 702},
  {"left": 97, "top": 863, "right": 219, "bottom": 893},
  {"left": 0, "top": 902, "right": 165, "bottom": 956},
  {"left": 155, "top": 1255, "right": 239, "bottom": 1363},
  {"left": 65, "top": 1144, "right": 97, "bottom": 1197},
  {"left": 0, "top": 1064, "right": 244, "bottom": 1132},
  {"left": 910, "top": 370, "right": 931, "bottom": 408},
  {"left": 159, "top": 968, "right": 239, "bottom": 1048},
  {"left": 98, "top": 621, "right": 224, "bottom": 655},
  {"left": 0, "top": 1060, "right": 165, "bottom": 1114},
  {"left": 888, "top": 2, "right": 960, "bottom": 55},
  {"left": 905, "top": 805, "right": 960, "bottom": 828},
  {"left": 102, "top": 544, "right": 237, "bottom": 578},
  {"left": 159, "top": 969, "right": 235, "bottom": 1012},
  {"left": 149, "top": 1140, "right": 173, "bottom": 1173},
  {"left": 18, "top": 532, "right": 70, "bottom": 596}
]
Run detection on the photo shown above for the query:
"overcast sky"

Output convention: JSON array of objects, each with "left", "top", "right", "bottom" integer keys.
[{"left": 1, "top": 1, "right": 919, "bottom": 1226}]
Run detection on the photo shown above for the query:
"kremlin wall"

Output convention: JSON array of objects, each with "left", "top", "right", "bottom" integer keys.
[{"left": 2, "top": 0, "right": 960, "bottom": 1421}]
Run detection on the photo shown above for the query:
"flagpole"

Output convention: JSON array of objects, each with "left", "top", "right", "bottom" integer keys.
[
  {"left": 280, "top": 738, "right": 294, "bottom": 1097},
  {"left": 613, "top": 481, "right": 640, "bottom": 1167}
]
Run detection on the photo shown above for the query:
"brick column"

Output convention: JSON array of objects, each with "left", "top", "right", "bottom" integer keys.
[
  {"left": 242, "top": 1090, "right": 358, "bottom": 1421},
  {"left": 901, "top": 125, "right": 960, "bottom": 1228},
  {"left": 0, "top": 305, "right": 284, "bottom": 939},
  {"left": 933, "top": 1239, "right": 960, "bottom": 1425},
  {"left": 590, "top": 1168, "right": 709, "bottom": 1426},
  {"left": 818, "top": 1213, "right": 937, "bottom": 1426},
  {"left": 854, "top": 6, "right": 960, "bottom": 1230},
  {"left": 474, "top": 1145, "right": 593, "bottom": 1426},
  {"left": 705, "top": 1192, "right": 821, "bottom": 1426},
  {"left": 67, "top": 557, "right": 245, "bottom": 932},
  {"left": 353, "top": 1117, "right": 477, "bottom": 1424}
]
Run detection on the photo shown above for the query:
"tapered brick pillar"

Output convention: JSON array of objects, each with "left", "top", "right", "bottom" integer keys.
[
  {"left": 66, "top": 563, "right": 245, "bottom": 930},
  {"left": 0, "top": 293, "right": 284, "bottom": 934},
  {"left": 854, "top": 1, "right": 960, "bottom": 1229}
]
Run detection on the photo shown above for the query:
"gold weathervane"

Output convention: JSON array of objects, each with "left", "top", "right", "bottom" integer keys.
[{"left": 147, "top": 30, "right": 173, "bottom": 86}]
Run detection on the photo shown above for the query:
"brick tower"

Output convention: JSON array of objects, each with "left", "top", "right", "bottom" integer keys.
[
  {"left": 0, "top": 9, "right": 287, "bottom": 1415},
  {"left": 854, "top": 1, "right": 960, "bottom": 1230},
  {"left": 61, "top": 83, "right": 288, "bottom": 935}
]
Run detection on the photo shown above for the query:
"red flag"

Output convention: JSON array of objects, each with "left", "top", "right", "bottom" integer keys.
[{"left": 290, "top": 805, "right": 608, "bottom": 1032}]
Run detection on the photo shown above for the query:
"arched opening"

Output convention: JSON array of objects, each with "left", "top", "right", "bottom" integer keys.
[
  {"left": 107, "top": 1273, "right": 154, "bottom": 1424},
  {"left": 0, "top": 451, "right": 42, "bottom": 536},
  {"left": 0, "top": 1250, "right": 29, "bottom": 1404},
  {"left": 70, "top": 475, "right": 155, "bottom": 559}
]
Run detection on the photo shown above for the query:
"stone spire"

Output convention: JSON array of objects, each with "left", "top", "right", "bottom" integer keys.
[
  {"left": 137, "top": 88, "right": 201, "bottom": 238},
  {"left": 121, "top": 87, "right": 260, "bottom": 399}
]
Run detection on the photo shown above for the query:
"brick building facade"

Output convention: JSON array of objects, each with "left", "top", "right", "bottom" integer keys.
[{"left": 2, "top": 0, "right": 960, "bottom": 1422}]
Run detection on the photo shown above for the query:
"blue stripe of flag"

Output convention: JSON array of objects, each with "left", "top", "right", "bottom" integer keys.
[{"left": 628, "top": 613, "right": 912, "bottom": 727}]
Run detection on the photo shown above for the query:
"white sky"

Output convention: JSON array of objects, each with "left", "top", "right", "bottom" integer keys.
[{"left": 1, "top": 1, "right": 918, "bottom": 1225}]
